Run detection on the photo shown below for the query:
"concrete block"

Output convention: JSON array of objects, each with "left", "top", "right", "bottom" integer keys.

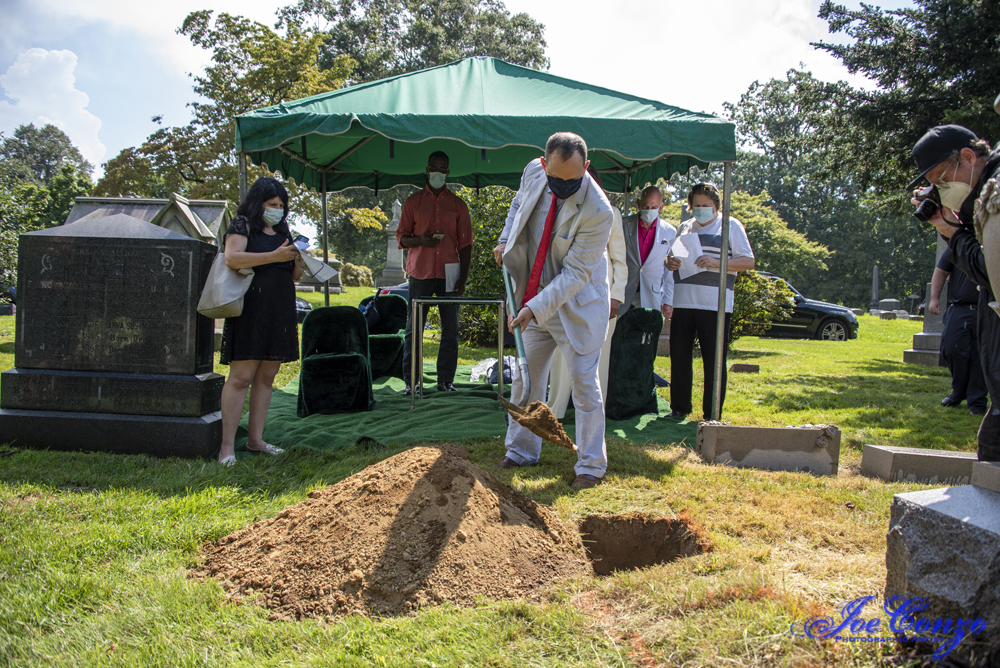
[
  {"left": 861, "top": 444, "right": 978, "bottom": 484},
  {"left": 729, "top": 364, "right": 759, "bottom": 373},
  {"left": 656, "top": 333, "right": 670, "bottom": 358},
  {"left": 972, "top": 461, "right": 1000, "bottom": 493},
  {"left": 696, "top": 423, "right": 839, "bottom": 476},
  {"left": 903, "top": 349, "right": 943, "bottom": 366},
  {"left": 880, "top": 311, "right": 897, "bottom": 320},
  {"left": 886, "top": 486, "right": 1000, "bottom": 665}
]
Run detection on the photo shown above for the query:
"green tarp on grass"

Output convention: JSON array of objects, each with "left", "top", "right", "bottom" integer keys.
[{"left": 234, "top": 361, "right": 696, "bottom": 456}]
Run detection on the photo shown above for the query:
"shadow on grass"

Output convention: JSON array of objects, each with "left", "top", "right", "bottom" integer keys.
[{"left": 0, "top": 433, "right": 687, "bottom": 510}]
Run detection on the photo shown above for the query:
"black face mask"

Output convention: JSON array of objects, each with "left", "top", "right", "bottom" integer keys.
[{"left": 547, "top": 174, "right": 584, "bottom": 200}]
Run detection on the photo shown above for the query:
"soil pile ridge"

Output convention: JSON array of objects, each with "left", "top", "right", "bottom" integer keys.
[{"left": 200, "top": 444, "right": 589, "bottom": 621}]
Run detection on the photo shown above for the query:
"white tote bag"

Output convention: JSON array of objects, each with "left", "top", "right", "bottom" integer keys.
[{"left": 197, "top": 250, "right": 254, "bottom": 319}]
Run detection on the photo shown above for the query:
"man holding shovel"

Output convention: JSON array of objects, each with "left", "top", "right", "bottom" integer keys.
[{"left": 492, "top": 132, "right": 615, "bottom": 489}]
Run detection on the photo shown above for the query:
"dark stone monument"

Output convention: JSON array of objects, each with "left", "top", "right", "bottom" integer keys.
[{"left": 0, "top": 214, "right": 223, "bottom": 457}]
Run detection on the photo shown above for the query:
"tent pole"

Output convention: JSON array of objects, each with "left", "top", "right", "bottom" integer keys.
[
  {"left": 322, "top": 172, "right": 330, "bottom": 307},
  {"left": 710, "top": 161, "right": 733, "bottom": 421},
  {"left": 622, "top": 171, "right": 632, "bottom": 216},
  {"left": 238, "top": 152, "right": 247, "bottom": 202}
]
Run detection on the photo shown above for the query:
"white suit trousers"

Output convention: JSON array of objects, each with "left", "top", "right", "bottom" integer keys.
[
  {"left": 504, "top": 321, "right": 607, "bottom": 478},
  {"left": 548, "top": 316, "right": 617, "bottom": 420}
]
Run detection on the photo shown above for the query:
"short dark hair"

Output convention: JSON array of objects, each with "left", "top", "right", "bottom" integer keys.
[
  {"left": 687, "top": 182, "right": 721, "bottom": 209},
  {"left": 236, "top": 176, "right": 291, "bottom": 236},
  {"left": 545, "top": 132, "right": 588, "bottom": 163},
  {"left": 428, "top": 150, "right": 449, "bottom": 165}
]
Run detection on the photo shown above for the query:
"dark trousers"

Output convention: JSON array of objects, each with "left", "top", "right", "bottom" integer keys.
[
  {"left": 940, "top": 305, "right": 988, "bottom": 409},
  {"left": 401, "top": 277, "right": 459, "bottom": 386},
  {"left": 976, "top": 293, "right": 1000, "bottom": 462},
  {"left": 669, "top": 308, "right": 732, "bottom": 418}
]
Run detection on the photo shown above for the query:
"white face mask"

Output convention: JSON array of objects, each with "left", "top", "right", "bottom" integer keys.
[
  {"left": 692, "top": 207, "right": 715, "bottom": 224},
  {"left": 936, "top": 161, "right": 974, "bottom": 212},
  {"left": 428, "top": 171, "right": 447, "bottom": 189},
  {"left": 262, "top": 206, "right": 284, "bottom": 226},
  {"left": 639, "top": 208, "right": 659, "bottom": 223}
]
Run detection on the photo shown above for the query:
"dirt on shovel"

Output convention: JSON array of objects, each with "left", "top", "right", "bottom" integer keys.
[{"left": 498, "top": 395, "right": 576, "bottom": 450}]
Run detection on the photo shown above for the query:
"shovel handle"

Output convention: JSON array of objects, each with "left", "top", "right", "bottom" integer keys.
[{"left": 502, "top": 265, "right": 530, "bottom": 404}]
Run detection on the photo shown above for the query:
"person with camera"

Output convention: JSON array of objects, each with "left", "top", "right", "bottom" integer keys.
[{"left": 909, "top": 124, "right": 1000, "bottom": 461}]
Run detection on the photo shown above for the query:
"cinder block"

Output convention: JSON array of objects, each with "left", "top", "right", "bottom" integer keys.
[
  {"left": 880, "top": 311, "right": 897, "bottom": 320},
  {"left": 729, "top": 364, "right": 759, "bottom": 373},
  {"left": 861, "top": 444, "right": 978, "bottom": 484},
  {"left": 972, "top": 461, "right": 1000, "bottom": 493},
  {"left": 696, "top": 423, "right": 839, "bottom": 476},
  {"left": 657, "top": 333, "right": 670, "bottom": 358},
  {"left": 903, "top": 349, "right": 943, "bottom": 366}
]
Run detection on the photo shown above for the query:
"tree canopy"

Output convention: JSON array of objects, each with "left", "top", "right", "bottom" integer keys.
[
  {"left": 276, "top": 0, "right": 548, "bottom": 83},
  {"left": 0, "top": 124, "right": 92, "bottom": 186},
  {"left": 805, "top": 0, "right": 1000, "bottom": 195}
]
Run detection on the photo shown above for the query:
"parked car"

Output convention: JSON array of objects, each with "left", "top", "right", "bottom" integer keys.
[
  {"left": 377, "top": 282, "right": 409, "bottom": 301},
  {"left": 296, "top": 296, "right": 313, "bottom": 324},
  {"left": 758, "top": 273, "right": 859, "bottom": 341}
]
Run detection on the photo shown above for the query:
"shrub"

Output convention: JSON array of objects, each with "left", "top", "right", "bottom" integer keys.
[
  {"left": 341, "top": 262, "right": 373, "bottom": 287},
  {"left": 456, "top": 186, "right": 513, "bottom": 346},
  {"left": 731, "top": 270, "right": 795, "bottom": 344}
]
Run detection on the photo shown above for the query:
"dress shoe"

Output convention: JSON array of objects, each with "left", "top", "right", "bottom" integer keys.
[
  {"left": 436, "top": 382, "right": 458, "bottom": 392},
  {"left": 666, "top": 410, "right": 688, "bottom": 418},
  {"left": 970, "top": 406, "right": 987, "bottom": 415},
  {"left": 941, "top": 395, "right": 964, "bottom": 407},
  {"left": 493, "top": 456, "right": 522, "bottom": 470},
  {"left": 571, "top": 474, "right": 603, "bottom": 490}
]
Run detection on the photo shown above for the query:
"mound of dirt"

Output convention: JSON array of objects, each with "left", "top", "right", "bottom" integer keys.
[{"left": 199, "top": 444, "right": 589, "bottom": 621}]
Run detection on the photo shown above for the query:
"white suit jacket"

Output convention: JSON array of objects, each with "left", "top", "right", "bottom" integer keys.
[
  {"left": 499, "top": 158, "right": 614, "bottom": 355},
  {"left": 619, "top": 214, "right": 676, "bottom": 313}
]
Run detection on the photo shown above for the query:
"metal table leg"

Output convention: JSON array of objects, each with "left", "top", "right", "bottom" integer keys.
[{"left": 410, "top": 299, "right": 417, "bottom": 410}]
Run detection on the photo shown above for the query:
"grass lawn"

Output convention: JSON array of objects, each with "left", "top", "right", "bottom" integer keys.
[{"left": 0, "top": 308, "right": 982, "bottom": 667}]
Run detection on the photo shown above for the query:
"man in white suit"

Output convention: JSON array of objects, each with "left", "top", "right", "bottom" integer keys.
[
  {"left": 491, "top": 132, "right": 614, "bottom": 490},
  {"left": 619, "top": 186, "right": 675, "bottom": 320}
]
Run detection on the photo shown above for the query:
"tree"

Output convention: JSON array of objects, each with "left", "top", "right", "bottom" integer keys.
[
  {"left": 805, "top": 0, "right": 1000, "bottom": 197},
  {"left": 457, "top": 185, "right": 512, "bottom": 345},
  {"left": 276, "top": 0, "right": 548, "bottom": 83},
  {"left": 95, "top": 11, "right": 353, "bottom": 221},
  {"left": 0, "top": 124, "right": 92, "bottom": 185},
  {"left": 720, "top": 70, "right": 936, "bottom": 307},
  {"left": 93, "top": 148, "right": 169, "bottom": 198}
]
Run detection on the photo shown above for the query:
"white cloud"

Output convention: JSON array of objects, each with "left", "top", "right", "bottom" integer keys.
[{"left": 0, "top": 48, "right": 105, "bottom": 166}]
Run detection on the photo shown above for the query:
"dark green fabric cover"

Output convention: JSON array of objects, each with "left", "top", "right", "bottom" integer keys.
[
  {"left": 359, "top": 294, "right": 408, "bottom": 379},
  {"left": 234, "top": 57, "right": 735, "bottom": 195},
  {"left": 297, "top": 306, "right": 375, "bottom": 417},
  {"left": 606, "top": 308, "right": 663, "bottom": 420}
]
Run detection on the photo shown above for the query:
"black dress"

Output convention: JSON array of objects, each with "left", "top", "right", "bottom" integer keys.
[{"left": 220, "top": 216, "right": 299, "bottom": 364}]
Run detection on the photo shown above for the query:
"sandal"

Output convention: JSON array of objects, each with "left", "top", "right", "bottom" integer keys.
[
  {"left": 219, "top": 455, "right": 236, "bottom": 467},
  {"left": 247, "top": 443, "right": 285, "bottom": 455}
]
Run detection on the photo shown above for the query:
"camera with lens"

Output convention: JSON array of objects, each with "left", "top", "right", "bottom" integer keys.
[{"left": 913, "top": 185, "right": 941, "bottom": 223}]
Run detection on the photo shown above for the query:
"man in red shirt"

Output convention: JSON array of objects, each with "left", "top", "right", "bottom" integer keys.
[{"left": 397, "top": 151, "right": 474, "bottom": 394}]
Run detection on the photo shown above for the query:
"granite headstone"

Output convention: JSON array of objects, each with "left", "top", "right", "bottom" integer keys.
[{"left": 0, "top": 214, "right": 223, "bottom": 457}]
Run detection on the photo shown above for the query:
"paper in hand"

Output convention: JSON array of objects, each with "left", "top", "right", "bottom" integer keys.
[
  {"left": 445, "top": 263, "right": 460, "bottom": 293},
  {"left": 669, "top": 234, "right": 704, "bottom": 280}
]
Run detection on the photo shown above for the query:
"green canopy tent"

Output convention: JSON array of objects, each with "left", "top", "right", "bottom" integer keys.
[{"left": 234, "top": 56, "right": 738, "bottom": 419}]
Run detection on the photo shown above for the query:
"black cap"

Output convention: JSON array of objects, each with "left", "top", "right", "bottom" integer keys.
[{"left": 908, "top": 125, "right": 979, "bottom": 190}]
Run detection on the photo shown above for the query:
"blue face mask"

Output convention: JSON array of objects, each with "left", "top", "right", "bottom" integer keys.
[
  {"left": 263, "top": 206, "right": 284, "bottom": 226},
  {"left": 692, "top": 207, "right": 715, "bottom": 224},
  {"left": 547, "top": 174, "right": 583, "bottom": 200}
]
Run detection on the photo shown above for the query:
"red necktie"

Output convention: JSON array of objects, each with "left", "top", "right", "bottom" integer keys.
[{"left": 523, "top": 192, "right": 558, "bottom": 305}]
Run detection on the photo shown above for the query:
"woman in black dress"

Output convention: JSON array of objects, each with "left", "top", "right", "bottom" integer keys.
[{"left": 218, "top": 177, "right": 305, "bottom": 466}]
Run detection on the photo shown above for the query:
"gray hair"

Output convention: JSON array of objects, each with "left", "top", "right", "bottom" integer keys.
[
  {"left": 545, "top": 132, "right": 588, "bottom": 163},
  {"left": 945, "top": 139, "right": 992, "bottom": 167}
]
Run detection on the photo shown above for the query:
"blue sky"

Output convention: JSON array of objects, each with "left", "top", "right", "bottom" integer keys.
[{"left": 0, "top": 0, "right": 915, "bottom": 177}]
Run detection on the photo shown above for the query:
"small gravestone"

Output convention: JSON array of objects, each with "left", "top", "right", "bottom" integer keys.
[
  {"left": 880, "top": 311, "right": 897, "bottom": 320},
  {"left": 697, "top": 423, "right": 840, "bottom": 476},
  {"left": 879, "top": 298, "right": 901, "bottom": 311},
  {"left": 851, "top": 308, "right": 864, "bottom": 316},
  {"left": 861, "top": 444, "right": 978, "bottom": 484},
  {"left": 0, "top": 214, "right": 223, "bottom": 457},
  {"left": 728, "top": 363, "right": 759, "bottom": 373}
]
